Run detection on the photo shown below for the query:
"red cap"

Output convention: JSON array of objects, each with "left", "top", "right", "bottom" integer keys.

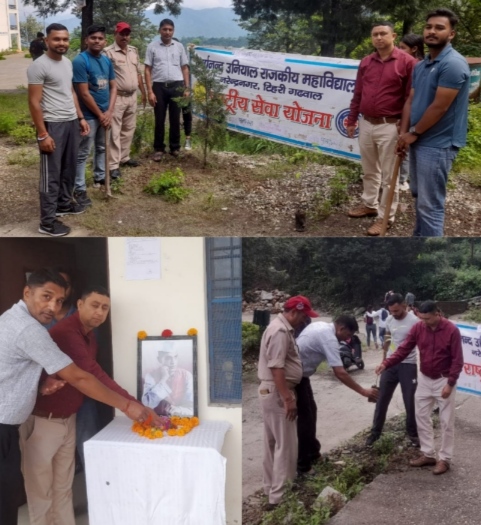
[
  {"left": 284, "top": 295, "right": 319, "bottom": 318},
  {"left": 115, "top": 22, "right": 131, "bottom": 34}
]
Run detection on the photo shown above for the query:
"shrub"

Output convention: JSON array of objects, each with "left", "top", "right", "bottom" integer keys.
[
  {"left": 0, "top": 114, "right": 17, "bottom": 134},
  {"left": 242, "top": 322, "right": 261, "bottom": 358},
  {"left": 10, "top": 125, "right": 36, "bottom": 144},
  {"left": 143, "top": 168, "right": 190, "bottom": 203}
]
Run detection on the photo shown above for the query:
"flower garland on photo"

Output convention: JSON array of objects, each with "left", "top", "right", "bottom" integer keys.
[{"left": 132, "top": 414, "right": 200, "bottom": 440}]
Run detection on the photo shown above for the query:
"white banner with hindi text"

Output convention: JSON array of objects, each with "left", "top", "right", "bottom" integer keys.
[
  {"left": 193, "top": 46, "right": 361, "bottom": 161},
  {"left": 456, "top": 323, "right": 481, "bottom": 397}
]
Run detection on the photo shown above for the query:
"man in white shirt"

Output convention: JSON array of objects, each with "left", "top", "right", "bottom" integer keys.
[
  {"left": 296, "top": 315, "right": 379, "bottom": 473},
  {"left": 366, "top": 293, "right": 419, "bottom": 446},
  {"left": 144, "top": 19, "right": 190, "bottom": 160}
]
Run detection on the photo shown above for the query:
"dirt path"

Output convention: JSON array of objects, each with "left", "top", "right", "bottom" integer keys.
[
  {"left": 242, "top": 333, "right": 406, "bottom": 501},
  {"left": 1, "top": 132, "right": 480, "bottom": 237}
]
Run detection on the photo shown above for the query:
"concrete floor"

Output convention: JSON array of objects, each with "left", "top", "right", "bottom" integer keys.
[
  {"left": 0, "top": 52, "right": 30, "bottom": 90},
  {"left": 18, "top": 471, "right": 89, "bottom": 525}
]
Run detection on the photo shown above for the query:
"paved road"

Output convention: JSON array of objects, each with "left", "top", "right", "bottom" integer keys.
[
  {"left": 0, "top": 52, "right": 30, "bottom": 90},
  {"left": 328, "top": 393, "right": 481, "bottom": 525},
  {"left": 242, "top": 346, "right": 404, "bottom": 500}
]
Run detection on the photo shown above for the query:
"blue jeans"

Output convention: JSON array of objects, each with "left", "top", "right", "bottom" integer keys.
[
  {"left": 366, "top": 324, "right": 377, "bottom": 347},
  {"left": 409, "top": 144, "right": 458, "bottom": 237},
  {"left": 75, "top": 118, "right": 105, "bottom": 192}
]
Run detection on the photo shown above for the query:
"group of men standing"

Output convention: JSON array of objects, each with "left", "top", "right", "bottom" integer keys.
[
  {"left": 347, "top": 8, "right": 470, "bottom": 237},
  {"left": 258, "top": 292, "right": 464, "bottom": 508},
  {"left": 27, "top": 19, "right": 189, "bottom": 237}
]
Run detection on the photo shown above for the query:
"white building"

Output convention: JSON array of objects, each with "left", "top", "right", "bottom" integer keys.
[
  {"left": 0, "top": 237, "right": 242, "bottom": 525},
  {"left": 0, "top": 0, "right": 21, "bottom": 51}
]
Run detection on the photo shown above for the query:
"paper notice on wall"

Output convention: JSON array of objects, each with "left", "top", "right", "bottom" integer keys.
[{"left": 125, "top": 238, "right": 161, "bottom": 280}]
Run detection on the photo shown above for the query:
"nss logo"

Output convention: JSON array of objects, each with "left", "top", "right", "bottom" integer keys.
[{"left": 336, "top": 109, "right": 359, "bottom": 139}]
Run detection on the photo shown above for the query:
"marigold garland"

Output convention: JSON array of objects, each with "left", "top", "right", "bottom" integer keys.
[
  {"left": 137, "top": 331, "right": 147, "bottom": 340},
  {"left": 161, "top": 329, "right": 173, "bottom": 337},
  {"left": 132, "top": 414, "right": 200, "bottom": 440},
  {"left": 187, "top": 328, "right": 198, "bottom": 336}
]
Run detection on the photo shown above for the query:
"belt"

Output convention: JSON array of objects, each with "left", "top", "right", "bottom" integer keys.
[
  {"left": 155, "top": 81, "right": 183, "bottom": 88},
  {"left": 32, "top": 409, "right": 73, "bottom": 420},
  {"left": 363, "top": 115, "right": 400, "bottom": 125},
  {"left": 0, "top": 422, "right": 20, "bottom": 429},
  {"left": 117, "top": 90, "right": 136, "bottom": 97}
]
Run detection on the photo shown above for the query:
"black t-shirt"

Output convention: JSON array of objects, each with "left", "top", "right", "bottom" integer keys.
[{"left": 30, "top": 38, "right": 47, "bottom": 59}]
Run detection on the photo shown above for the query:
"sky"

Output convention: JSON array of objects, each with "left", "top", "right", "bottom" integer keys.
[{"left": 19, "top": 0, "right": 233, "bottom": 19}]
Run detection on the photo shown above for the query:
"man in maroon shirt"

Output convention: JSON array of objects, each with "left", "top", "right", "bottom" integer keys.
[
  {"left": 347, "top": 21, "right": 417, "bottom": 236},
  {"left": 376, "top": 301, "right": 463, "bottom": 475},
  {"left": 19, "top": 285, "right": 153, "bottom": 525}
]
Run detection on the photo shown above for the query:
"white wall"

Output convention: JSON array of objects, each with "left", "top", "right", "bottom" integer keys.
[{"left": 107, "top": 237, "right": 242, "bottom": 525}]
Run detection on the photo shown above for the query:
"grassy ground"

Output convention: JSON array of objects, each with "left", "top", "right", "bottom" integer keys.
[{"left": 243, "top": 414, "right": 437, "bottom": 525}]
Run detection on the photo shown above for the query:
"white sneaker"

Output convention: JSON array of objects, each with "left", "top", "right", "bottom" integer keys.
[
  {"left": 399, "top": 181, "right": 410, "bottom": 191},
  {"left": 185, "top": 138, "right": 192, "bottom": 150}
]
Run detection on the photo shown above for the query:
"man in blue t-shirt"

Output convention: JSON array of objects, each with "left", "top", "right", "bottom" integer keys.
[
  {"left": 397, "top": 8, "right": 469, "bottom": 237},
  {"left": 72, "top": 24, "right": 117, "bottom": 206}
]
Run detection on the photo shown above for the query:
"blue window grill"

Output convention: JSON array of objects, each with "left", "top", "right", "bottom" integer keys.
[{"left": 206, "top": 238, "right": 242, "bottom": 404}]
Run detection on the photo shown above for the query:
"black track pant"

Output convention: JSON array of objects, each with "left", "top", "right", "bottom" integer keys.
[
  {"left": 371, "top": 362, "right": 418, "bottom": 438},
  {"left": 296, "top": 377, "right": 321, "bottom": 472},
  {"left": 0, "top": 424, "right": 22, "bottom": 525},
  {"left": 39, "top": 120, "right": 80, "bottom": 227}
]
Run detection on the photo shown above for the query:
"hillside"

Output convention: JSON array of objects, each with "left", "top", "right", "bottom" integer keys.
[{"left": 43, "top": 7, "right": 247, "bottom": 38}]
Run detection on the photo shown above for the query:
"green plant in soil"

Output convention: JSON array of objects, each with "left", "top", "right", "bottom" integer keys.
[
  {"left": 176, "top": 50, "right": 228, "bottom": 168},
  {"left": 143, "top": 167, "right": 190, "bottom": 203}
]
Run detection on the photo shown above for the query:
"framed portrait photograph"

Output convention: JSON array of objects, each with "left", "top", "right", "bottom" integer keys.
[{"left": 137, "top": 336, "right": 198, "bottom": 417}]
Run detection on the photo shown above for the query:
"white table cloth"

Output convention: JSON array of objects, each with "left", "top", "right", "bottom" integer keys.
[{"left": 84, "top": 417, "right": 231, "bottom": 525}]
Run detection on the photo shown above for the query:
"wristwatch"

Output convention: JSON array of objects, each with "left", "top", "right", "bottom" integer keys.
[{"left": 409, "top": 126, "right": 421, "bottom": 137}]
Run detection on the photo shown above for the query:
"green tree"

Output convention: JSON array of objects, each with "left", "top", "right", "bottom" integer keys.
[
  {"left": 233, "top": 0, "right": 374, "bottom": 57},
  {"left": 20, "top": 14, "right": 45, "bottom": 46},
  {"left": 22, "top": 0, "right": 182, "bottom": 49},
  {"left": 180, "top": 50, "right": 228, "bottom": 168},
  {"left": 239, "top": 11, "right": 321, "bottom": 55}
]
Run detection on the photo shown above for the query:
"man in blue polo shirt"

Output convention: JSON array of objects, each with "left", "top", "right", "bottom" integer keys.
[
  {"left": 73, "top": 24, "right": 117, "bottom": 205},
  {"left": 397, "top": 8, "right": 469, "bottom": 237}
]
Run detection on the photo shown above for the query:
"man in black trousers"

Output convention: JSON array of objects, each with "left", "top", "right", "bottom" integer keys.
[
  {"left": 366, "top": 293, "right": 420, "bottom": 446},
  {"left": 144, "top": 19, "right": 190, "bottom": 160}
]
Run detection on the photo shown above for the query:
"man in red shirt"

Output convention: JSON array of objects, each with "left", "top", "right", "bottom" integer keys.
[
  {"left": 19, "top": 285, "right": 154, "bottom": 525},
  {"left": 347, "top": 21, "right": 417, "bottom": 236},
  {"left": 376, "top": 301, "right": 463, "bottom": 475}
]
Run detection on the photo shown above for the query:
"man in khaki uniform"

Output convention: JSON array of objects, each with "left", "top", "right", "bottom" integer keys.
[
  {"left": 104, "top": 22, "right": 146, "bottom": 178},
  {"left": 258, "top": 295, "right": 319, "bottom": 508}
]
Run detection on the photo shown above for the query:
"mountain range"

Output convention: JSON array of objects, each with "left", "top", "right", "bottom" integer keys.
[{"left": 44, "top": 7, "right": 247, "bottom": 38}]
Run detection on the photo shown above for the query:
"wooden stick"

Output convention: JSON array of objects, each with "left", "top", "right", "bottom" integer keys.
[
  {"left": 105, "top": 127, "right": 112, "bottom": 198},
  {"left": 380, "top": 154, "right": 402, "bottom": 237}
]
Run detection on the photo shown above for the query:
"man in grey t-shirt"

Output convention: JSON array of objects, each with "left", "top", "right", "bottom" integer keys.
[
  {"left": 366, "top": 293, "right": 420, "bottom": 446},
  {"left": 27, "top": 23, "right": 90, "bottom": 237},
  {"left": 0, "top": 268, "right": 154, "bottom": 525}
]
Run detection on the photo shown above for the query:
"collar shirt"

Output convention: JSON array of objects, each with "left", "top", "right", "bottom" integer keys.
[
  {"left": 383, "top": 317, "right": 463, "bottom": 386},
  {"left": 411, "top": 44, "right": 470, "bottom": 148},
  {"left": 104, "top": 43, "right": 141, "bottom": 93},
  {"left": 0, "top": 300, "right": 72, "bottom": 424},
  {"left": 257, "top": 313, "right": 303, "bottom": 387},
  {"left": 34, "top": 312, "right": 136, "bottom": 418},
  {"left": 347, "top": 47, "right": 417, "bottom": 126},
  {"left": 297, "top": 322, "right": 342, "bottom": 377},
  {"left": 144, "top": 39, "right": 188, "bottom": 83}
]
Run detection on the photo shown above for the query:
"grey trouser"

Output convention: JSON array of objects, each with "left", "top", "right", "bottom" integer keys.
[
  {"left": 259, "top": 381, "right": 297, "bottom": 504},
  {"left": 39, "top": 120, "right": 80, "bottom": 227}
]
